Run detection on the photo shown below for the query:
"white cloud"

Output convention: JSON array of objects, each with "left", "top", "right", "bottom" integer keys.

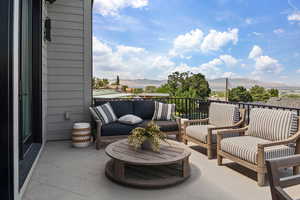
[
  {"left": 245, "top": 18, "right": 254, "bottom": 24},
  {"left": 219, "top": 54, "right": 238, "bottom": 67},
  {"left": 248, "top": 45, "right": 263, "bottom": 59},
  {"left": 253, "top": 56, "right": 283, "bottom": 75},
  {"left": 288, "top": 12, "right": 300, "bottom": 21},
  {"left": 252, "top": 32, "right": 262, "bottom": 36},
  {"left": 273, "top": 28, "right": 285, "bottom": 34},
  {"left": 248, "top": 45, "right": 283, "bottom": 75},
  {"left": 222, "top": 72, "right": 240, "bottom": 78},
  {"left": 297, "top": 69, "right": 300, "bottom": 73},
  {"left": 169, "top": 28, "right": 239, "bottom": 57},
  {"left": 168, "top": 55, "right": 239, "bottom": 79},
  {"left": 200, "top": 28, "right": 239, "bottom": 53},
  {"left": 116, "top": 45, "right": 145, "bottom": 55},
  {"left": 169, "top": 29, "right": 204, "bottom": 57},
  {"left": 93, "top": 36, "right": 177, "bottom": 79},
  {"left": 93, "top": 0, "right": 148, "bottom": 16},
  {"left": 169, "top": 58, "right": 223, "bottom": 79}
]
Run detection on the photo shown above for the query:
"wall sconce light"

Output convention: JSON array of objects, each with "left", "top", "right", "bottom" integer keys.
[
  {"left": 45, "top": 0, "right": 56, "bottom": 4},
  {"left": 44, "top": 18, "right": 51, "bottom": 42}
]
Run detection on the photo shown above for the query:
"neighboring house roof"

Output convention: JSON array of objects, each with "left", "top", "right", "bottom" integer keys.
[
  {"left": 137, "top": 93, "right": 169, "bottom": 97},
  {"left": 266, "top": 97, "right": 300, "bottom": 109},
  {"left": 93, "top": 89, "right": 134, "bottom": 98},
  {"left": 94, "top": 93, "right": 134, "bottom": 98}
]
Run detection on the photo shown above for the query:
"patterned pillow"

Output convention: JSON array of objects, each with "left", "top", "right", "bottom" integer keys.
[
  {"left": 92, "top": 102, "right": 117, "bottom": 124},
  {"left": 152, "top": 102, "right": 175, "bottom": 121}
]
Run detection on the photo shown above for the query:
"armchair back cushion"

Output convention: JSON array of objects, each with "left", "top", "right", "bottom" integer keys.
[
  {"left": 209, "top": 103, "right": 240, "bottom": 127},
  {"left": 247, "top": 108, "right": 298, "bottom": 141}
]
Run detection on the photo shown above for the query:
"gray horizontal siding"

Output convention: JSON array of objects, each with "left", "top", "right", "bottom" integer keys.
[
  {"left": 46, "top": 0, "right": 92, "bottom": 141},
  {"left": 42, "top": 0, "right": 48, "bottom": 142}
]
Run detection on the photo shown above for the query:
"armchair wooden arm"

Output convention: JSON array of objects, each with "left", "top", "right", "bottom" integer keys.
[
  {"left": 266, "top": 155, "right": 300, "bottom": 200},
  {"left": 184, "top": 118, "right": 209, "bottom": 126},
  {"left": 217, "top": 126, "right": 249, "bottom": 137},
  {"left": 258, "top": 131, "right": 300, "bottom": 148}
]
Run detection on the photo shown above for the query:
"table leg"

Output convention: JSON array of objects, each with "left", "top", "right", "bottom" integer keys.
[
  {"left": 182, "top": 157, "right": 190, "bottom": 177},
  {"left": 114, "top": 160, "right": 125, "bottom": 180}
]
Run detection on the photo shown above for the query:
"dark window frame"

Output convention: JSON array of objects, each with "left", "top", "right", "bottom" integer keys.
[
  {"left": 19, "top": 0, "right": 43, "bottom": 189},
  {"left": 0, "top": 0, "right": 15, "bottom": 199}
]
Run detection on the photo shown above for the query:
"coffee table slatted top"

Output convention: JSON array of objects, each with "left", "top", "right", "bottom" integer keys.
[{"left": 105, "top": 139, "right": 191, "bottom": 165}]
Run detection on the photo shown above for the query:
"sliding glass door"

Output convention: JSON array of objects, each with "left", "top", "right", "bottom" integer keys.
[
  {"left": 19, "top": 0, "right": 42, "bottom": 188},
  {"left": 20, "top": 0, "right": 33, "bottom": 156}
]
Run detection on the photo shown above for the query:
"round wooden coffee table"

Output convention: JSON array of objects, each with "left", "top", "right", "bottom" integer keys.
[{"left": 105, "top": 139, "right": 191, "bottom": 188}]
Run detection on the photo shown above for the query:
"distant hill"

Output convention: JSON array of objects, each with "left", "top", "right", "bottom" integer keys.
[
  {"left": 119, "top": 78, "right": 296, "bottom": 91},
  {"left": 209, "top": 78, "right": 290, "bottom": 91},
  {"left": 120, "top": 79, "right": 166, "bottom": 88}
]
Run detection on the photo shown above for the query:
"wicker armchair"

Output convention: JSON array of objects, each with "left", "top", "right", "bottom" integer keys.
[
  {"left": 182, "top": 103, "right": 245, "bottom": 159},
  {"left": 217, "top": 108, "right": 300, "bottom": 186}
]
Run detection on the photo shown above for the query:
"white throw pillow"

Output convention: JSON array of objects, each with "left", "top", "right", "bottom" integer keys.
[{"left": 118, "top": 114, "right": 143, "bottom": 125}]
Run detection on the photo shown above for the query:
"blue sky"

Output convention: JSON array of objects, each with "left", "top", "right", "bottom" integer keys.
[{"left": 93, "top": 0, "right": 300, "bottom": 85}]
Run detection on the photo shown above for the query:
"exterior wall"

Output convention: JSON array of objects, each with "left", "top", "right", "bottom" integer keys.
[
  {"left": 46, "top": 0, "right": 92, "bottom": 140},
  {"left": 42, "top": 0, "right": 48, "bottom": 142}
]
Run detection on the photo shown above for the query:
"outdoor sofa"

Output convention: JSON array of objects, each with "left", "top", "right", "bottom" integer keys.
[
  {"left": 217, "top": 108, "right": 300, "bottom": 186},
  {"left": 90, "top": 99, "right": 181, "bottom": 149}
]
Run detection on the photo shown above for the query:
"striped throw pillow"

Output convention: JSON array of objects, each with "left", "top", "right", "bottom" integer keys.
[
  {"left": 93, "top": 102, "right": 117, "bottom": 124},
  {"left": 152, "top": 102, "right": 175, "bottom": 121}
]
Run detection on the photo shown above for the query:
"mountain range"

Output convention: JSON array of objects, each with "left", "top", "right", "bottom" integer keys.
[{"left": 119, "top": 78, "right": 297, "bottom": 91}]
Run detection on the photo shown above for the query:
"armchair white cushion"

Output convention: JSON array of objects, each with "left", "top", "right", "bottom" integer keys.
[
  {"left": 185, "top": 103, "right": 240, "bottom": 144},
  {"left": 221, "top": 136, "right": 295, "bottom": 164}
]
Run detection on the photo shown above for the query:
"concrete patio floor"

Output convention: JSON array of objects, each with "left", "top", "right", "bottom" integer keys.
[{"left": 23, "top": 141, "right": 300, "bottom": 200}]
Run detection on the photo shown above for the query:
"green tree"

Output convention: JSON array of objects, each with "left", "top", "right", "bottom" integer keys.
[
  {"left": 250, "top": 85, "right": 270, "bottom": 102},
  {"left": 228, "top": 86, "right": 252, "bottom": 102},
  {"left": 145, "top": 86, "right": 157, "bottom": 93},
  {"left": 155, "top": 84, "right": 169, "bottom": 93},
  {"left": 133, "top": 88, "right": 143, "bottom": 94},
  {"left": 268, "top": 88, "right": 279, "bottom": 97},
  {"left": 116, "top": 75, "right": 120, "bottom": 86},
  {"left": 121, "top": 85, "right": 128, "bottom": 92},
  {"left": 165, "top": 71, "right": 210, "bottom": 99},
  {"left": 102, "top": 79, "right": 109, "bottom": 87}
]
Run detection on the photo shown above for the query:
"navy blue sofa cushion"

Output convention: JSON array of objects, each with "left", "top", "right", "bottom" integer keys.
[
  {"left": 133, "top": 101, "right": 155, "bottom": 120},
  {"left": 101, "top": 122, "right": 139, "bottom": 136},
  {"left": 95, "top": 100, "right": 134, "bottom": 118},
  {"left": 140, "top": 120, "right": 179, "bottom": 132}
]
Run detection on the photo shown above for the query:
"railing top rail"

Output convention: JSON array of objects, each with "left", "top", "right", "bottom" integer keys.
[
  {"left": 93, "top": 97, "right": 300, "bottom": 113},
  {"left": 209, "top": 100, "right": 300, "bottom": 111}
]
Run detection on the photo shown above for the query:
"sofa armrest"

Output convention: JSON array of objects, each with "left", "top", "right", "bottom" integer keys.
[{"left": 95, "top": 120, "right": 103, "bottom": 150}]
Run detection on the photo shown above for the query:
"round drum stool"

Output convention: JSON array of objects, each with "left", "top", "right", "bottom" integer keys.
[{"left": 72, "top": 122, "right": 91, "bottom": 148}]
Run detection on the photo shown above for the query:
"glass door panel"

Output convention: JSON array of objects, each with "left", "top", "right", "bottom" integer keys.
[{"left": 20, "top": 0, "right": 33, "bottom": 155}]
